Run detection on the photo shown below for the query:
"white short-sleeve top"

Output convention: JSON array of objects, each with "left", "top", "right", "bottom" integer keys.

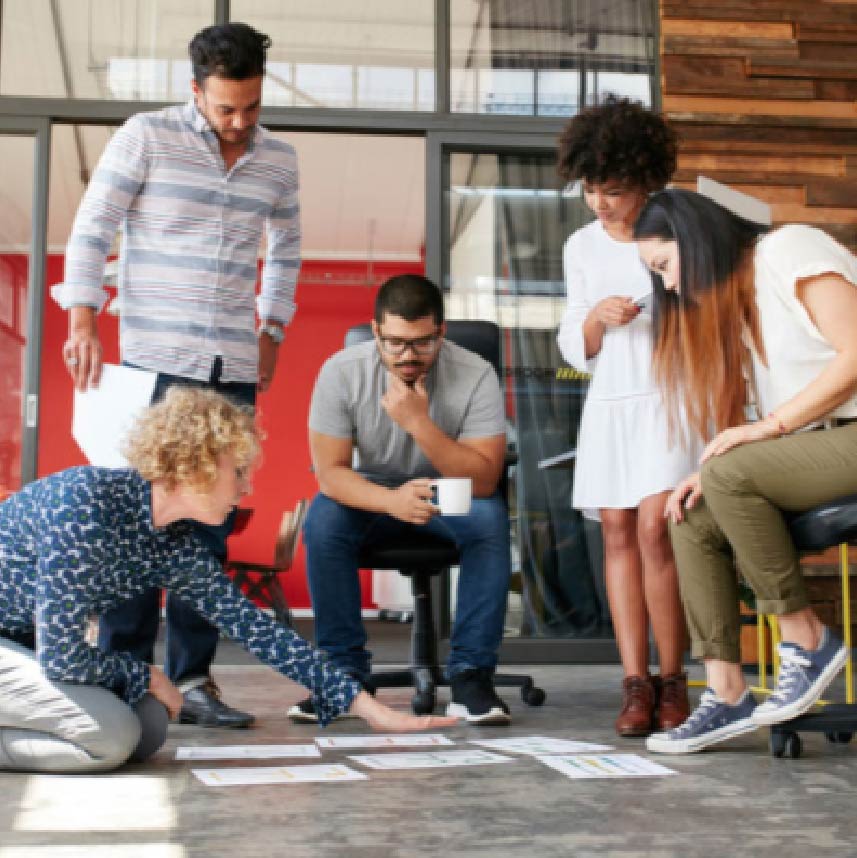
[
  {"left": 557, "top": 220, "right": 655, "bottom": 398},
  {"left": 752, "top": 225, "right": 857, "bottom": 419}
]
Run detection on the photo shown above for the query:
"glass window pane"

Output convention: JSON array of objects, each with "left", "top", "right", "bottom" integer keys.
[
  {"left": 451, "top": 0, "right": 656, "bottom": 116},
  {"left": 447, "top": 150, "right": 608, "bottom": 640},
  {"left": 233, "top": 0, "right": 435, "bottom": 110},
  {"left": 0, "top": 0, "right": 214, "bottom": 100},
  {"left": 0, "top": 135, "right": 35, "bottom": 494}
]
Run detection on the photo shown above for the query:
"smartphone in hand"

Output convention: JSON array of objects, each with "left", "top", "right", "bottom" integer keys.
[{"left": 634, "top": 293, "right": 653, "bottom": 313}]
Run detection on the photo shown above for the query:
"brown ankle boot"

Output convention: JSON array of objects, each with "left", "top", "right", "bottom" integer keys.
[
  {"left": 615, "top": 675, "right": 656, "bottom": 737},
  {"left": 656, "top": 672, "right": 690, "bottom": 730}
]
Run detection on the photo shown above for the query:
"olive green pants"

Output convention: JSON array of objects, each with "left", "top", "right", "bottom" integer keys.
[{"left": 669, "top": 422, "right": 857, "bottom": 663}]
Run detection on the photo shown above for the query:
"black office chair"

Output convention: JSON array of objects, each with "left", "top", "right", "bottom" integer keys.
[
  {"left": 344, "top": 320, "right": 546, "bottom": 715},
  {"left": 767, "top": 495, "right": 857, "bottom": 757}
]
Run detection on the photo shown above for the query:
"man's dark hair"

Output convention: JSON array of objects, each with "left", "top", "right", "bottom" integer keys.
[
  {"left": 374, "top": 274, "right": 444, "bottom": 325},
  {"left": 189, "top": 22, "right": 271, "bottom": 85},
  {"left": 557, "top": 95, "right": 677, "bottom": 192}
]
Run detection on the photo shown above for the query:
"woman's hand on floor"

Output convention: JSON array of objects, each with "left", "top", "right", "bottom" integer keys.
[{"left": 348, "top": 690, "right": 458, "bottom": 732}]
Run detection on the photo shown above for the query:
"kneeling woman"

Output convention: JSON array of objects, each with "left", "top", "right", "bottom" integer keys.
[
  {"left": 0, "top": 387, "right": 454, "bottom": 773},
  {"left": 634, "top": 189, "right": 857, "bottom": 754}
]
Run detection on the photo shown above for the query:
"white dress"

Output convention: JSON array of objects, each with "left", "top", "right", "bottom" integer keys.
[{"left": 557, "top": 220, "right": 700, "bottom": 519}]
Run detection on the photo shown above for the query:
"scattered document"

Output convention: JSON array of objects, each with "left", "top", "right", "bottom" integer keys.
[
  {"left": 470, "top": 736, "right": 613, "bottom": 756},
  {"left": 348, "top": 749, "right": 513, "bottom": 770},
  {"left": 315, "top": 734, "right": 454, "bottom": 750},
  {"left": 537, "top": 753, "right": 678, "bottom": 780},
  {"left": 192, "top": 764, "right": 367, "bottom": 786},
  {"left": 72, "top": 363, "right": 157, "bottom": 467},
  {"left": 177, "top": 744, "right": 320, "bottom": 761}
]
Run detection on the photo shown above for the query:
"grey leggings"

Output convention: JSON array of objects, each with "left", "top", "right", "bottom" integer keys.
[{"left": 0, "top": 637, "right": 168, "bottom": 773}]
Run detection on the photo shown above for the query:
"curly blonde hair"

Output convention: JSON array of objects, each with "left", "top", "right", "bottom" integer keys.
[{"left": 123, "top": 386, "right": 261, "bottom": 491}]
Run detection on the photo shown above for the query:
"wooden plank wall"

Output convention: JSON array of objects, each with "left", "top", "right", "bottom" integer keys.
[{"left": 660, "top": 0, "right": 857, "bottom": 251}]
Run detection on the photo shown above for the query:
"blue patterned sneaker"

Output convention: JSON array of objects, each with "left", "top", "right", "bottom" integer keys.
[
  {"left": 752, "top": 627, "right": 848, "bottom": 727},
  {"left": 646, "top": 688, "right": 758, "bottom": 754}
]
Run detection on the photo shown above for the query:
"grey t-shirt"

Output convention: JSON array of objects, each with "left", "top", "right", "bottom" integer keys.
[{"left": 309, "top": 339, "right": 506, "bottom": 486}]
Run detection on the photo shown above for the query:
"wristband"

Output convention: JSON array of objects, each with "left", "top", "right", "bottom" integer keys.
[{"left": 767, "top": 412, "right": 787, "bottom": 437}]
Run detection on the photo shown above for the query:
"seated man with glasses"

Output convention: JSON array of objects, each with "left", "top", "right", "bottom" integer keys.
[{"left": 290, "top": 273, "right": 512, "bottom": 725}]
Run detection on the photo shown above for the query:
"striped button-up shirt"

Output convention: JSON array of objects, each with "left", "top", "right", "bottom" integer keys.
[{"left": 54, "top": 101, "right": 300, "bottom": 384}]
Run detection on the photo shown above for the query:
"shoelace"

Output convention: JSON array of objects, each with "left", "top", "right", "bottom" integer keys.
[
  {"left": 674, "top": 690, "right": 720, "bottom": 734},
  {"left": 660, "top": 677, "right": 684, "bottom": 706},
  {"left": 622, "top": 678, "right": 651, "bottom": 709},
  {"left": 770, "top": 646, "right": 811, "bottom": 702}
]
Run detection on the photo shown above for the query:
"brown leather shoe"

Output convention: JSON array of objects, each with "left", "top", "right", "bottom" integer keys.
[
  {"left": 656, "top": 672, "right": 690, "bottom": 730},
  {"left": 615, "top": 675, "right": 656, "bottom": 737}
]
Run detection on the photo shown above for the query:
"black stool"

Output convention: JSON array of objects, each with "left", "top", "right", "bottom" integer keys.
[
  {"left": 361, "top": 533, "right": 546, "bottom": 715},
  {"left": 768, "top": 494, "right": 857, "bottom": 757}
]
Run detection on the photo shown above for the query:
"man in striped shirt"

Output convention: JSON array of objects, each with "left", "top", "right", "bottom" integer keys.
[{"left": 53, "top": 22, "right": 299, "bottom": 729}]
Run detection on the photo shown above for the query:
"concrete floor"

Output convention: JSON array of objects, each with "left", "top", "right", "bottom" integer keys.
[{"left": 2, "top": 651, "right": 857, "bottom": 857}]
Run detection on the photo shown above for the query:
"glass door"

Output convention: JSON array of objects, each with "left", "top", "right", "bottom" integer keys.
[
  {"left": 428, "top": 132, "right": 617, "bottom": 662},
  {"left": 0, "top": 117, "right": 49, "bottom": 494}
]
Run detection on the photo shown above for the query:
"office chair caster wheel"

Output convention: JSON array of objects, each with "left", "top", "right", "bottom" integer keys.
[
  {"left": 825, "top": 732, "right": 853, "bottom": 745},
  {"left": 770, "top": 731, "right": 802, "bottom": 759},
  {"left": 412, "top": 691, "right": 435, "bottom": 715},
  {"left": 520, "top": 682, "right": 546, "bottom": 707}
]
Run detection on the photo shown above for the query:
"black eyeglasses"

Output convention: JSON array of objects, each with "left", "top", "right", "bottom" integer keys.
[{"left": 377, "top": 331, "right": 441, "bottom": 356}]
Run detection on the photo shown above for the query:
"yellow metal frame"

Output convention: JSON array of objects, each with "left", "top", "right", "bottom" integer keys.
[
  {"left": 689, "top": 543, "right": 854, "bottom": 702},
  {"left": 840, "top": 543, "right": 854, "bottom": 704},
  {"left": 749, "top": 542, "right": 854, "bottom": 703}
]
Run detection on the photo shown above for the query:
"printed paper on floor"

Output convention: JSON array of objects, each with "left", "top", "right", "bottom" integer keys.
[
  {"left": 314, "top": 734, "right": 454, "bottom": 749},
  {"left": 537, "top": 753, "right": 678, "bottom": 779},
  {"left": 348, "top": 749, "right": 513, "bottom": 770},
  {"left": 177, "top": 744, "right": 321, "bottom": 761},
  {"left": 469, "top": 736, "right": 613, "bottom": 756},
  {"left": 192, "top": 764, "right": 367, "bottom": 786}
]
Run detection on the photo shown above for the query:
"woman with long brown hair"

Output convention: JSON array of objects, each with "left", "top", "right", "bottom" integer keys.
[{"left": 634, "top": 188, "right": 857, "bottom": 754}]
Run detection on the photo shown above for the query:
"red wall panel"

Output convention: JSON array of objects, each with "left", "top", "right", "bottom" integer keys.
[{"left": 37, "top": 256, "right": 424, "bottom": 609}]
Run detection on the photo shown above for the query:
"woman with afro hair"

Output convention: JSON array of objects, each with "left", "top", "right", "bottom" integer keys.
[{"left": 556, "top": 97, "right": 700, "bottom": 738}]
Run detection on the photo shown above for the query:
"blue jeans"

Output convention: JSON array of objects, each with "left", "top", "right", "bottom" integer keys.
[
  {"left": 303, "top": 492, "right": 511, "bottom": 683},
  {"left": 97, "top": 359, "right": 256, "bottom": 683}
]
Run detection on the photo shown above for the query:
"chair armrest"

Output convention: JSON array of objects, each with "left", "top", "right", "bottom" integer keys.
[{"left": 273, "top": 499, "right": 308, "bottom": 570}]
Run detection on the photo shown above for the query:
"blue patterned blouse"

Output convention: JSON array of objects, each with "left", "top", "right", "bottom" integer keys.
[{"left": 0, "top": 466, "right": 361, "bottom": 726}]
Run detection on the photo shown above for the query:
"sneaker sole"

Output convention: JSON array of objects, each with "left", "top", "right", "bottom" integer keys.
[
  {"left": 286, "top": 707, "right": 319, "bottom": 724},
  {"left": 751, "top": 643, "right": 848, "bottom": 727},
  {"left": 446, "top": 702, "right": 511, "bottom": 726},
  {"left": 178, "top": 713, "right": 255, "bottom": 728},
  {"left": 645, "top": 717, "right": 758, "bottom": 754},
  {"left": 286, "top": 707, "right": 358, "bottom": 724}
]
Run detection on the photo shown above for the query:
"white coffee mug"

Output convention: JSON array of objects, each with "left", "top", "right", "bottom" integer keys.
[{"left": 432, "top": 477, "right": 472, "bottom": 516}]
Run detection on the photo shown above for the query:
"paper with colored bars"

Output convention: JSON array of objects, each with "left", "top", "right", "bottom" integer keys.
[
  {"left": 537, "top": 753, "right": 677, "bottom": 779},
  {"left": 469, "top": 736, "right": 613, "bottom": 756},
  {"left": 348, "top": 749, "right": 513, "bottom": 770},
  {"left": 314, "top": 734, "right": 454, "bottom": 749},
  {"left": 177, "top": 744, "right": 320, "bottom": 761},
  {"left": 192, "top": 764, "right": 366, "bottom": 786}
]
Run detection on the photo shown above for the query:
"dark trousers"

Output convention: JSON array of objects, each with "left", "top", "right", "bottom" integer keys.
[{"left": 97, "top": 358, "right": 256, "bottom": 683}]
